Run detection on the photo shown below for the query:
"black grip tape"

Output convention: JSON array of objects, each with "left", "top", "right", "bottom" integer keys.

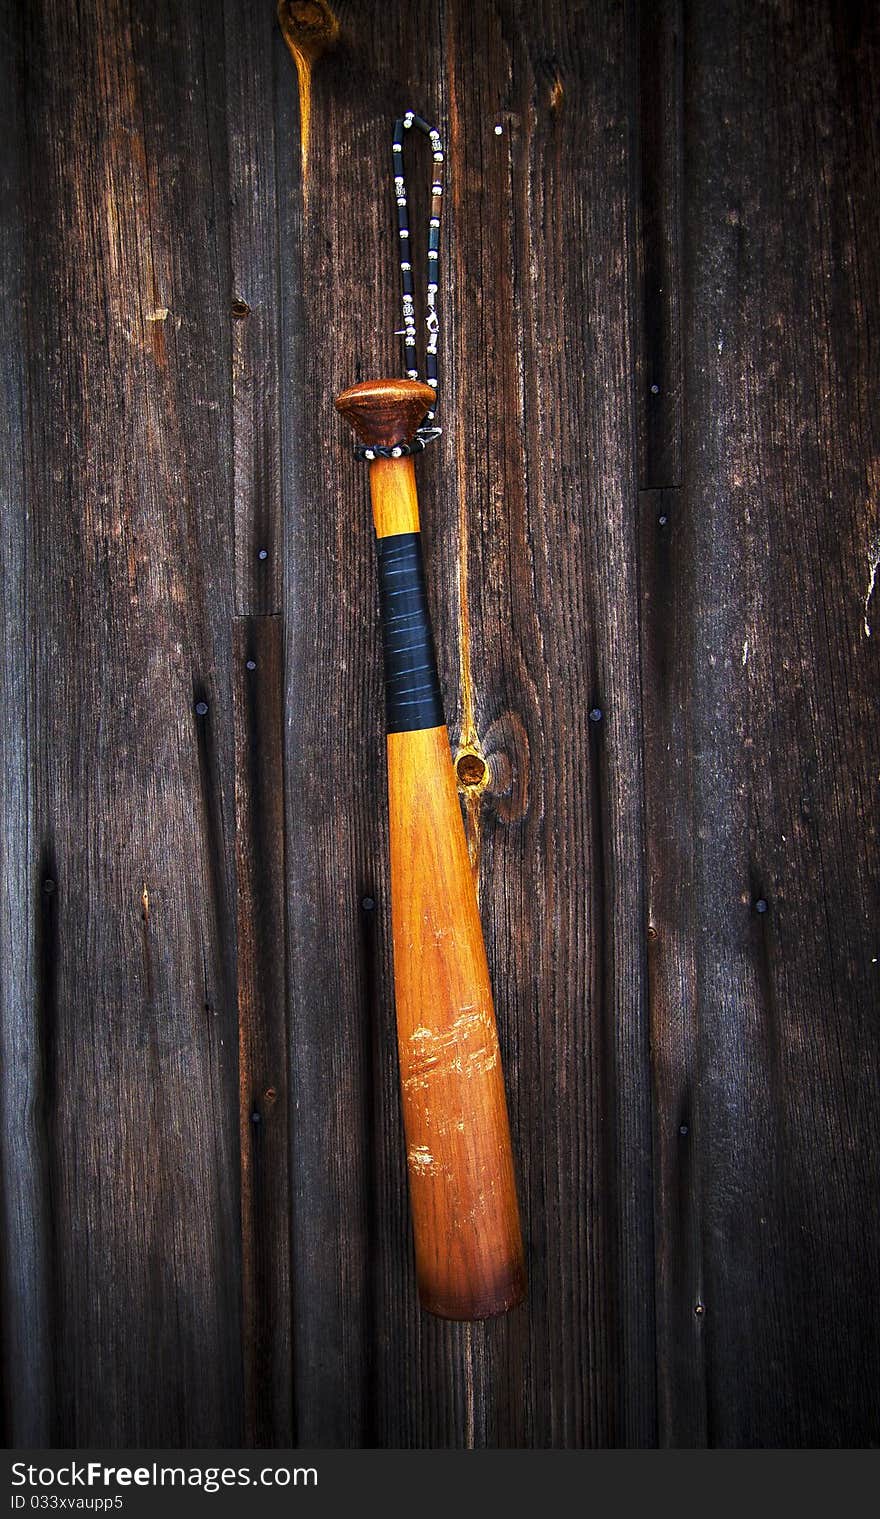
[{"left": 375, "top": 532, "right": 445, "bottom": 733}]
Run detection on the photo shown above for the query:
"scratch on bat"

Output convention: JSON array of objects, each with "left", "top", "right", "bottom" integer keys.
[
  {"left": 403, "top": 1009, "right": 499, "bottom": 1091},
  {"left": 407, "top": 1144, "right": 436, "bottom": 1177},
  {"left": 742, "top": 637, "right": 749, "bottom": 666}
]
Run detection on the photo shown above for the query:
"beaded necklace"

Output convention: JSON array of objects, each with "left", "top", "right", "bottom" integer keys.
[{"left": 355, "top": 111, "right": 445, "bottom": 462}]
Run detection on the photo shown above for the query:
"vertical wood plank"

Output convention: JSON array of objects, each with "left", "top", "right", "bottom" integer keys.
[
  {"left": 225, "top": 0, "right": 293, "bottom": 1445},
  {"left": 18, "top": 0, "right": 243, "bottom": 1444},
  {"left": 638, "top": 486, "right": 707, "bottom": 1446},
  {"left": 678, "top": 0, "right": 880, "bottom": 1445},
  {"left": 226, "top": 0, "right": 285, "bottom": 615},
  {"left": 636, "top": 0, "right": 701, "bottom": 1448},
  {"left": 234, "top": 616, "right": 293, "bottom": 1446},
  {"left": 0, "top": 0, "right": 53, "bottom": 1448},
  {"left": 438, "top": 0, "right": 655, "bottom": 1447},
  {"left": 277, "top": 0, "right": 439, "bottom": 1442},
  {"left": 636, "top": 0, "right": 683, "bottom": 488}
]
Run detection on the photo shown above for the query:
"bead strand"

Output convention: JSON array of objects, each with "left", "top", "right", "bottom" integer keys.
[{"left": 355, "top": 112, "right": 445, "bottom": 463}]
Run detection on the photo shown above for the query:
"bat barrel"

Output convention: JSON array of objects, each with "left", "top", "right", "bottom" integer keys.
[{"left": 335, "top": 380, "right": 526, "bottom": 1318}]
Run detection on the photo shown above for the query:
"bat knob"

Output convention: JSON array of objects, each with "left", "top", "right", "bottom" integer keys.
[{"left": 335, "top": 378, "right": 436, "bottom": 449}]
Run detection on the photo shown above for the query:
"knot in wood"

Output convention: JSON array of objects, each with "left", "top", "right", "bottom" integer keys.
[{"left": 456, "top": 752, "right": 488, "bottom": 789}]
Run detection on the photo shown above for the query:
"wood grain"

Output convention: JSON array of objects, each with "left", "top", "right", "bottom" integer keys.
[
  {"left": 4, "top": 0, "right": 242, "bottom": 1446},
  {"left": 234, "top": 616, "right": 293, "bottom": 1445},
  {"left": 671, "top": 0, "right": 880, "bottom": 1447},
  {"left": 226, "top": 0, "right": 287, "bottom": 615},
  {"left": 0, "top": 0, "right": 878, "bottom": 1450},
  {"left": 637, "top": 0, "right": 683, "bottom": 489},
  {"left": 0, "top": 0, "right": 52, "bottom": 1447}
]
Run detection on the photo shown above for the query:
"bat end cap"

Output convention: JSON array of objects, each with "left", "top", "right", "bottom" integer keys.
[{"left": 335, "top": 378, "right": 436, "bottom": 449}]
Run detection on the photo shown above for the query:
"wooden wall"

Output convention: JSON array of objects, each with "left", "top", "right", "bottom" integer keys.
[{"left": 1, "top": 0, "right": 878, "bottom": 1448}]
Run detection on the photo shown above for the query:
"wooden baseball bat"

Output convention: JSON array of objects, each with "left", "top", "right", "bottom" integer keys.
[{"left": 335, "top": 378, "right": 526, "bottom": 1319}]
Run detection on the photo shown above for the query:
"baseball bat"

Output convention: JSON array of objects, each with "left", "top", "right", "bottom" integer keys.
[{"left": 335, "top": 377, "right": 526, "bottom": 1319}]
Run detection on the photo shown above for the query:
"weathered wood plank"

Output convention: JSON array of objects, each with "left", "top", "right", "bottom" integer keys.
[
  {"left": 637, "top": 0, "right": 682, "bottom": 487},
  {"left": 17, "top": 0, "right": 242, "bottom": 1444},
  {"left": 675, "top": 0, "right": 880, "bottom": 1446},
  {"left": 437, "top": 0, "right": 656, "bottom": 1448},
  {"left": 277, "top": 6, "right": 382, "bottom": 1447},
  {"left": 234, "top": 615, "right": 293, "bottom": 1446},
  {"left": 0, "top": 0, "right": 54, "bottom": 1449},
  {"left": 636, "top": 0, "right": 702, "bottom": 1450},
  {"left": 638, "top": 486, "right": 707, "bottom": 1447},
  {"left": 226, "top": 0, "right": 285, "bottom": 615},
  {"left": 279, "top": 0, "right": 496, "bottom": 1448}
]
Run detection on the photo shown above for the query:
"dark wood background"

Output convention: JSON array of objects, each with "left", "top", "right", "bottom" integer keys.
[{"left": 1, "top": 0, "right": 878, "bottom": 1449}]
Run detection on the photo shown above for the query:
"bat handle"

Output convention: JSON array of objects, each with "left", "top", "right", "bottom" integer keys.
[{"left": 336, "top": 380, "right": 526, "bottom": 1319}]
